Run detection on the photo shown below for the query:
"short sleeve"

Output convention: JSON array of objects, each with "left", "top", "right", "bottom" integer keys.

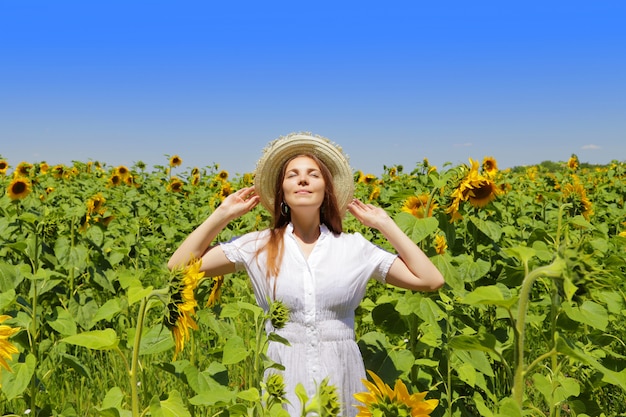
[
  {"left": 353, "top": 233, "right": 398, "bottom": 284},
  {"left": 220, "top": 231, "right": 268, "bottom": 273}
]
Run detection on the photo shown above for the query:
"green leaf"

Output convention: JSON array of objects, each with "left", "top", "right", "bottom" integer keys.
[
  {"left": 556, "top": 333, "right": 626, "bottom": 390},
  {"left": 150, "top": 390, "right": 191, "bottom": 417},
  {"left": 469, "top": 216, "right": 502, "bottom": 242},
  {"left": 502, "top": 245, "right": 536, "bottom": 265},
  {"left": 86, "top": 224, "right": 105, "bottom": 247},
  {"left": 221, "top": 336, "right": 250, "bottom": 365},
  {"left": 456, "top": 362, "right": 477, "bottom": 387},
  {"left": 0, "top": 288, "right": 16, "bottom": 311},
  {"left": 128, "top": 285, "right": 153, "bottom": 305},
  {"left": 268, "top": 332, "right": 291, "bottom": 346},
  {"left": 101, "top": 386, "right": 125, "bottom": 408},
  {"left": 569, "top": 215, "right": 594, "bottom": 230},
  {"left": 372, "top": 302, "right": 407, "bottom": 335},
  {"left": 0, "top": 262, "right": 28, "bottom": 292},
  {"left": 47, "top": 306, "right": 77, "bottom": 336},
  {"left": 139, "top": 324, "right": 175, "bottom": 355},
  {"left": 91, "top": 298, "right": 123, "bottom": 324},
  {"left": 454, "top": 254, "right": 491, "bottom": 283},
  {"left": 1, "top": 353, "right": 36, "bottom": 400},
  {"left": 394, "top": 292, "right": 422, "bottom": 317},
  {"left": 97, "top": 386, "right": 132, "bottom": 417},
  {"left": 189, "top": 385, "right": 236, "bottom": 406},
  {"left": 495, "top": 397, "right": 522, "bottom": 417},
  {"left": 473, "top": 392, "right": 495, "bottom": 417},
  {"left": 461, "top": 285, "right": 517, "bottom": 309},
  {"left": 431, "top": 255, "right": 462, "bottom": 290},
  {"left": 237, "top": 387, "right": 260, "bottom": 402},
  {"left": 562, "top": 301, "right": 608, "bottom": 331},
  {"left": 395, "top": 212, "right": 439, "bottom": 243},
  {"left": 449, "top": 333, "right": 498, "bottom": 356},
  {"left": 62, "top": 329, "right": 119, "bottom": 350},
  {"left": 388, "top": 349, "right": 415, "bottom": 377},
  {"left": 60, "top": 353, "right": 91, "bottom": 378}
]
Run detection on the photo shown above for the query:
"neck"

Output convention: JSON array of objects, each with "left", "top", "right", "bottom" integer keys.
[{"left": 290, "top": 212, "right": 321, "bottom": 243}]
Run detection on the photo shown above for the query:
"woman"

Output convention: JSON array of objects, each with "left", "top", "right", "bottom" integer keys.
[{"left": 168, "top": 133, "right": 445, "bottom": 416}]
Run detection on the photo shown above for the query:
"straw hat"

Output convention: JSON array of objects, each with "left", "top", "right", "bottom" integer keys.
[{"left": 254, "top": 132, "right": 354, "bottom": 213}]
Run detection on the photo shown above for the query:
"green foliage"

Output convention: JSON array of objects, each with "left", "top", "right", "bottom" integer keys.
[{"left": 1, "top": 158, "right": 625, "bottom": 416}]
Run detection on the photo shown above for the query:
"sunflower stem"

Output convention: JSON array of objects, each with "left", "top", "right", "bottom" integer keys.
[
  {"left": 512, "top": 258, "right": 565, "bottom": 407},
  {"left": 130, "top": 297, "right": 148, "bottom": 417}
]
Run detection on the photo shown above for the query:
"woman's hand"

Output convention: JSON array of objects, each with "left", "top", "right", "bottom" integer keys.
[
  {"left": 347, "top": 198, "right": 393, "bottom": 231},
  {"left": 217, "top": 186, "right": 260, "bottom": 221},
  {"left": 348, "top": 198, "right": 445, "bottom": 292}
]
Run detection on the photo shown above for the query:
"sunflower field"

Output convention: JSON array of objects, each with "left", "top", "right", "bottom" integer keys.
[{"left": 1, "top": 154, "right": 625, "bottom": 417}]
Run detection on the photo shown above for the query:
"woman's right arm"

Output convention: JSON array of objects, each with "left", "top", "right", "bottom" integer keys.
[{"left": 167, "top": 186, "right": 260, "bottom": 276}]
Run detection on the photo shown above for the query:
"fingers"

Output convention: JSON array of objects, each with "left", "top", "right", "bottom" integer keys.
[{"left": 349, "top": 198, "right": 373, "bottom": 211}]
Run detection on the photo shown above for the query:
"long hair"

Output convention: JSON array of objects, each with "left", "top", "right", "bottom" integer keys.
[{"left": 260, "top": 153, "right": 344, "bottom": 281}]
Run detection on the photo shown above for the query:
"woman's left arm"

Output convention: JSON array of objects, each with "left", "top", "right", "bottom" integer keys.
[{"left": 347, "top": 199, "right": 445, "bottom": 292}]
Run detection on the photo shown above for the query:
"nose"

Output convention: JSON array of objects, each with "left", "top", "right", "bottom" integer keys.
[{"left": 297, "top": 175, "right": 309, "bottom": 185}]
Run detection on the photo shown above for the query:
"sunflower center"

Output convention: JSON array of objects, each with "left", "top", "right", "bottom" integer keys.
[{"left": 12, "top": 182, "right": 27, "bottom": 194}]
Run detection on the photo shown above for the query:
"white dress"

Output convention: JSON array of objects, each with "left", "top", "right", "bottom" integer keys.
[{"left": 221, "top": 223, "right": 397, "bottom": 416}]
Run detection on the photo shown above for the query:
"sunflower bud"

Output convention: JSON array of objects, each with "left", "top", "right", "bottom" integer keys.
[
  {"left": 317, "top": 378, "right": 341, "bottom": 417},
  {"left": 265, "top": 373, "right": 287, "bottom": 401},
  {"left": 269, "top": 300, "right": 289, "bottom": 329}
]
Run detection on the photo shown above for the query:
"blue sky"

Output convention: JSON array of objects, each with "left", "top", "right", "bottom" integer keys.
[{"left": 1, "top": 1, "right": 625, "bottom": 175}]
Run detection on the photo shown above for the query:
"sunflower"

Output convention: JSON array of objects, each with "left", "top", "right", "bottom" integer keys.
[
  {"left": 444, "top": 158, "right": 500, "bottom": 220},
  {"left": 206, "top": 275, "right": 224, "bottom": 307},
  {"left": 315, "top": 378, "right": 341, "bottom": 416},
  {"left": 108, "top": 174, "right": 122, "bottom": 187},
  {"left": 354, "top": 370, "right": 438, "bottom": 417},
  {"left": 15, "top": 162, "right": 32, "bottom": 177},
  {"left": 87, "top": 193, "right": 106, "bottom": 215},
  {"left": 434, "top": 235, "right": 447, "bottom": 255},
  {"left": 369, "top": 186, "right": 381, "bottom": 201},
  {"left": 457, "top": 159, "right": 500, "bottom": 208},
  {"left": 39, "top": 162, "right": 49, "bottom": 175},
  {"left": 218, "top": 170, "right": 229, "bottom": 181},
  {"left": 7, "top": 177, "right": 32, "bottom": 200},
  {"left": 482, "top": 156, "right": 498, "bottom": 177},
  {"left": 52, "top": 164, "right": 66, "bottom": 179},
  {"left": 562, "top": 181, "right": 593, "bottom": 220},
  {"left": 359, "top": 173, "right": 377, "bottom": 185},
  {"left": 191, "top": 174, "right": 201, "bottom": 186},
  {"left": 124, "top": 175, "right": 136, "bottom": 187},
  {"left": 567, "top": 154, "right": 579, "bottom": 170},
  {"left": 264, "top": 373, "right": 288, "bottom": 408},
  {"left": 165, "top": 259, "right": 205, "bottom": 359},
  {"left": 0, "top": 315, "right": 20, "bottom": 383},
  {"left": 269, "top": 300, "right": 289, "bottom": 330},
  {"left": 401, "top": 195, "right": 436, "bottom": 218},
  {"left": 116, "top": 165, "right": 130, "bottom": 179},
  {"left": 466, "top": 177, "right": 499, "bottom": 208},
  {"left": 167, "top": 177, "right": 184, "bottom": 193},
  {"left": 242, "top": 172, "right": 254, "bottom": 186},
  {"left": 0, "top": 160, "right": 8, "bottom": 175},
  {"left": 169, "top": 155, "right": 183, "bottom": 167},
  {"left": 544, "top": 173, "right": 561, "bottom": 190},
  {"left": 219, "top": 182, "right": 232, "bottom": 200}
]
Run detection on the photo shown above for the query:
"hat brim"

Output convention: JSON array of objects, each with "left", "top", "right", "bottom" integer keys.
[{"left": 254, "top": 133, "right": 354, "bottom": 214}]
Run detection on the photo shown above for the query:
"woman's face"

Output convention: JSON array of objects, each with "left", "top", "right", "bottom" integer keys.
[{"left": 282, "top": 156, "right": 326, "bottom": 212}]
